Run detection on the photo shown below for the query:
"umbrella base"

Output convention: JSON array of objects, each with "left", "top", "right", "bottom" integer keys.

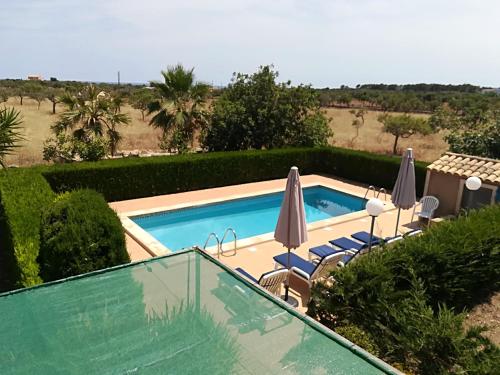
[{"left": 281, "top": 295, "right": 299, "bottom": 307}]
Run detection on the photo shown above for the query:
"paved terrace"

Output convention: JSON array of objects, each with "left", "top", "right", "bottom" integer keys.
[{"left": 110, "top": 175, "right": 419, "bottom": 309}]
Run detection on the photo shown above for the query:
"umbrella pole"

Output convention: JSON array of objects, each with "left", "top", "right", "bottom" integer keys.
[
  {"left": 284, "top": 248, "right": 290, "bottom": 301},
  {"left": 395, "top": 208, "right": 401, "bottom": 237}
]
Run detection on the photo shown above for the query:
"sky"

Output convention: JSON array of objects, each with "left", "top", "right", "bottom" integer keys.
[{"left": 1, "top": 0, "right": 499, "bottom": 87}]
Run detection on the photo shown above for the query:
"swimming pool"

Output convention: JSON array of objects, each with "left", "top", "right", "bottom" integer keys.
[{"left": 132, "top": 186, "right": 366, "bottom": 251}]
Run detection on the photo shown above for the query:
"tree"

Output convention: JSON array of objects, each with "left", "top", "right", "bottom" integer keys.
[
  {"left": 26, "top": 83, "right": 45, "bottom": 109},
  {"left": 428, "top": 105, "right": 461, "bottom": 131},
  {"left": 148, "top": 65, "right": 210, "bottom": 153},
  {"left": 445, "top": 112, "right": 500, "bottom": 158},
  {"left": 337, "top": 92, "right": 352, "bottom": 107},
  {"left": 202, "top": 66, "right": 332, "bottom": 151},
  {"left": 54, "top": 85, "right": 130, "bottom": 157},
  {"left": 0, "top": 107, "right": 24, "bottom": 168},
  {"left": 15, "top": 87, "right": 24, "bottom": 105},
  {"left": 378, "top": 113, "right": 432, "bottom": 154},
  {"left": 46, "top": 87, "right": 64, "bottom": 114},
  {"left": 430, "top": 105, "right": 500, "bottom": 158},
  {"left": 0, "top": 88, "right": 10, "bottom": 104},
  {"left": 130, "top": 88, "right": 157, "bottom": 121},
  {"left": 349, "top": 109, "right": 366, "bottom": 143}
]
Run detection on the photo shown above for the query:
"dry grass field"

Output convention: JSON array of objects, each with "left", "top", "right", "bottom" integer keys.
[
  {"left": 3, "top": 98, "right": 448, "bottom": 166},
  {"left": 3, "top": 97, "right": 163, "bottom": 166},
  {"left": 324, "top": 107, "right": 448, "bottom": 162}
]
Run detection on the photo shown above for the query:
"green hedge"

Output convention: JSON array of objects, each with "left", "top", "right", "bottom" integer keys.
[
  {"left": 0, "top": 147, "right": 428, "bottom": 290},
  {"left": 42, "top": 147, "right": 428, "bottom": 202},
  {"left": 319, "top": 147, "right": 428, "bottom": 197},
  {"left": 42, "top": 149, "right": 323, "bottom": 201},
  {"left": 38, "top": 190, "right": 129, "bottom": 282},
  {"left": 308, "top": 205, "right": 500, "bottom": 374},
  {"left": 0, "top": 169, "right": 55, "bottom": 291}
]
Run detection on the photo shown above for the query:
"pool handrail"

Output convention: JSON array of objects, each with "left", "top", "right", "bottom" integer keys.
[
  {"left": 377, "top": 188, "right": 387, "bottom": 201},
  {"left": 203, "top": 232, "right": 220, "bottom": 255},
  {"left": 220, "top": 227, "right": 237, "bottom": 257},
  {"left": 363, "top": 185, "right": 376, "bottom": 199}
]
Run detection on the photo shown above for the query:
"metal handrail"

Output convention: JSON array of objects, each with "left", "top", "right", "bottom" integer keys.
[
  {"left": 377, "top": 188, "right": 387, "bottom": 201},
  {"left": 203, "top": 232, "right": 220, "bottom": 256},
  {"left": 220, "top": 228, "right": 237, "bottom": 257},
  {"left": 363, "top": 185, "right": 376, "bottom": 200}
]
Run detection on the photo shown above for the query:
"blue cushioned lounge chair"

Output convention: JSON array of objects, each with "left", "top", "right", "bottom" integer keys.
[
  {"left": 308, "top": 245, "right": 343, "bottom": 261},
  {"left": 273, "top": 251, "right": 347, "bottom": 288},
  {"left": 351, "top": 231, "right": 383, "bottom": 245},
  {"left": 309, "top": 232, "right": 405, "bottom": 265},
  {"left": 235, "top": 267, "right": 288, "bottom": 297},
  {"left": 329, "top": 237, "right": 366, "bottom": 251}
]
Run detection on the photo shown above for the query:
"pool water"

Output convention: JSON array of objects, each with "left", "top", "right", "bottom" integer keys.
[{"left": 133, "top": 186, "right": 366, "bottom": 251}]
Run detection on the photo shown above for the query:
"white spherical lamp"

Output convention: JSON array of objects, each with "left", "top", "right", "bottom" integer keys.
[
  {"left": 465, "top": 176, "right": 481, "bottom": 191},
  {"left": 366, "top": 198, "right": 384, "bottom": 217}
]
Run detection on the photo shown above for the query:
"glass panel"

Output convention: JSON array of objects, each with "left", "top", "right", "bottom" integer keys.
[
  {"left": 0, "top": 251, "right": 386, "bottom": 374},
  {"left": 461, "top": 187, "right": 493, "bottom": 210}
]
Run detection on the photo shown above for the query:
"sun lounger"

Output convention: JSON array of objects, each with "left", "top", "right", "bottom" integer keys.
[
  {"left": 235, "top": 267, "right": 288, "bottom": 296},
  {"left": 329, "top": 237, "right": 366, "bottom": 251},
  {"left": 308, "top": 245, "right": 343, "bottom": 261},
  {"left": 403, "top": 229, "right": 423, "bottom": 237},
  {"left": 273, "top": 251, "right": 346, "bottom": 288},
  {"left": 310, "top": 232, "right": 405, "bottom": 264},
  {"left": 351, "top": 231, "right": 383, "bottom": 245}
]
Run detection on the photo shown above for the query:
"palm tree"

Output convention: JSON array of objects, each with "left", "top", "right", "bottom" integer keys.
[
  {"left": 148, "top": 65, "right": 210, "bottom": 153},
  {"left": 56, "top": 85, "right": 130, "bottom": 156},
  {"left": 0, "top": 107, "right": 24, "bottom": 168}
]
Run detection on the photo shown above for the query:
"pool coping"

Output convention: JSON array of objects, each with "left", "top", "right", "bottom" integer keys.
[{"left": 118, "top": 179, "right": 396, "bottom": 257}]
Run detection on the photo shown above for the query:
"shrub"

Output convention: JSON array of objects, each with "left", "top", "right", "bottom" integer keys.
[
  {"left": 0, "top": 168, "right": 54, "bottom": 290},
  {"left": 334, "top": 325, "right": 379, "bottom": 357},
  {"left": 308, "top": 205, "right": 500, "bottom": 374},
  {"left": 0, "top": 106, "right": 24, "bottom": 168},
  {"left": 38, "top": 189, "right": 129, "bottom": 281},
  {"left": 43, "top": 133, "right": 109, "bottom": 162}
]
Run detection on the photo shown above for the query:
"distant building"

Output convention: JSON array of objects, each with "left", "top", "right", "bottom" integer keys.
[
  {"left": 27, "top": 75, "right": 42, "bottom": 81},
  {"left": 481, "top": 88, "right": 500, "bottom": 94}
]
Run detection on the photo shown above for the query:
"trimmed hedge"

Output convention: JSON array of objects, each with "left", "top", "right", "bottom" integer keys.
[
  {"left": 38, "top": 190, "right": 129, "bottom": 281},
  {"left": 308, "top": 205, "right": 500, "bottom": 374},
  {"left": 320, "top": 147, "right": 428, "bottom": 197},
  {"left": 0, "top": 168, "right": 55, "bottom": 290},
  {"left": 0, "top": 147, "right": 428, "bottom": 290},
  {"left": 42, "top": 147, "right": 428, "bottom": 202},
  {"left": 42, "top": 149, "right": 322, "bottom": 201}
]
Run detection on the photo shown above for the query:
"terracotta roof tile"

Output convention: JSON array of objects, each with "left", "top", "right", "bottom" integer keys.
[{"left": 427, "top": 152, "right": 500, "bottom": 185}]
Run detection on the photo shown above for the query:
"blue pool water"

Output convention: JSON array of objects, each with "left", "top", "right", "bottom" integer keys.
[{"left": 133, "top": 186, "right": 366, "bottom": 251}]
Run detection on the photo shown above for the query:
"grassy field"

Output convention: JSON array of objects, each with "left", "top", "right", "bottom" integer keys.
[
  {"left": 324, "top": 107, "right": 447, "bottom": 162},
  {"left": 3, "top": 98, "right": 448, "bottom": 166}
]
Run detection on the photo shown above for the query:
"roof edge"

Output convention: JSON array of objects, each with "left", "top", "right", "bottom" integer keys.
[{"left": 443, "top": 151, "right": 500, "bottom": 164}]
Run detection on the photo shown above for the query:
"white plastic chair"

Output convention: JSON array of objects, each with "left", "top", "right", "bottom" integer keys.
[{"left": 412, "top": 196, "right": 439, "bottom": 226}]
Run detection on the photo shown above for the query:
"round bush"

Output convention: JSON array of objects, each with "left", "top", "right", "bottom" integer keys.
[
  {"left": 38, "top": 189, "right": 129, "bottom": 281},
  {"left": 334, "top": 325, "right": 380, "bottom": 357}
]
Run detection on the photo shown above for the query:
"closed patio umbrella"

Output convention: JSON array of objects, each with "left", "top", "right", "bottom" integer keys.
[
  {"left": 391, "top": 148, "right": 416, "bottom": 236},
  {"left": 274, "top": 166, "right": 308, "bottom": 306}
]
